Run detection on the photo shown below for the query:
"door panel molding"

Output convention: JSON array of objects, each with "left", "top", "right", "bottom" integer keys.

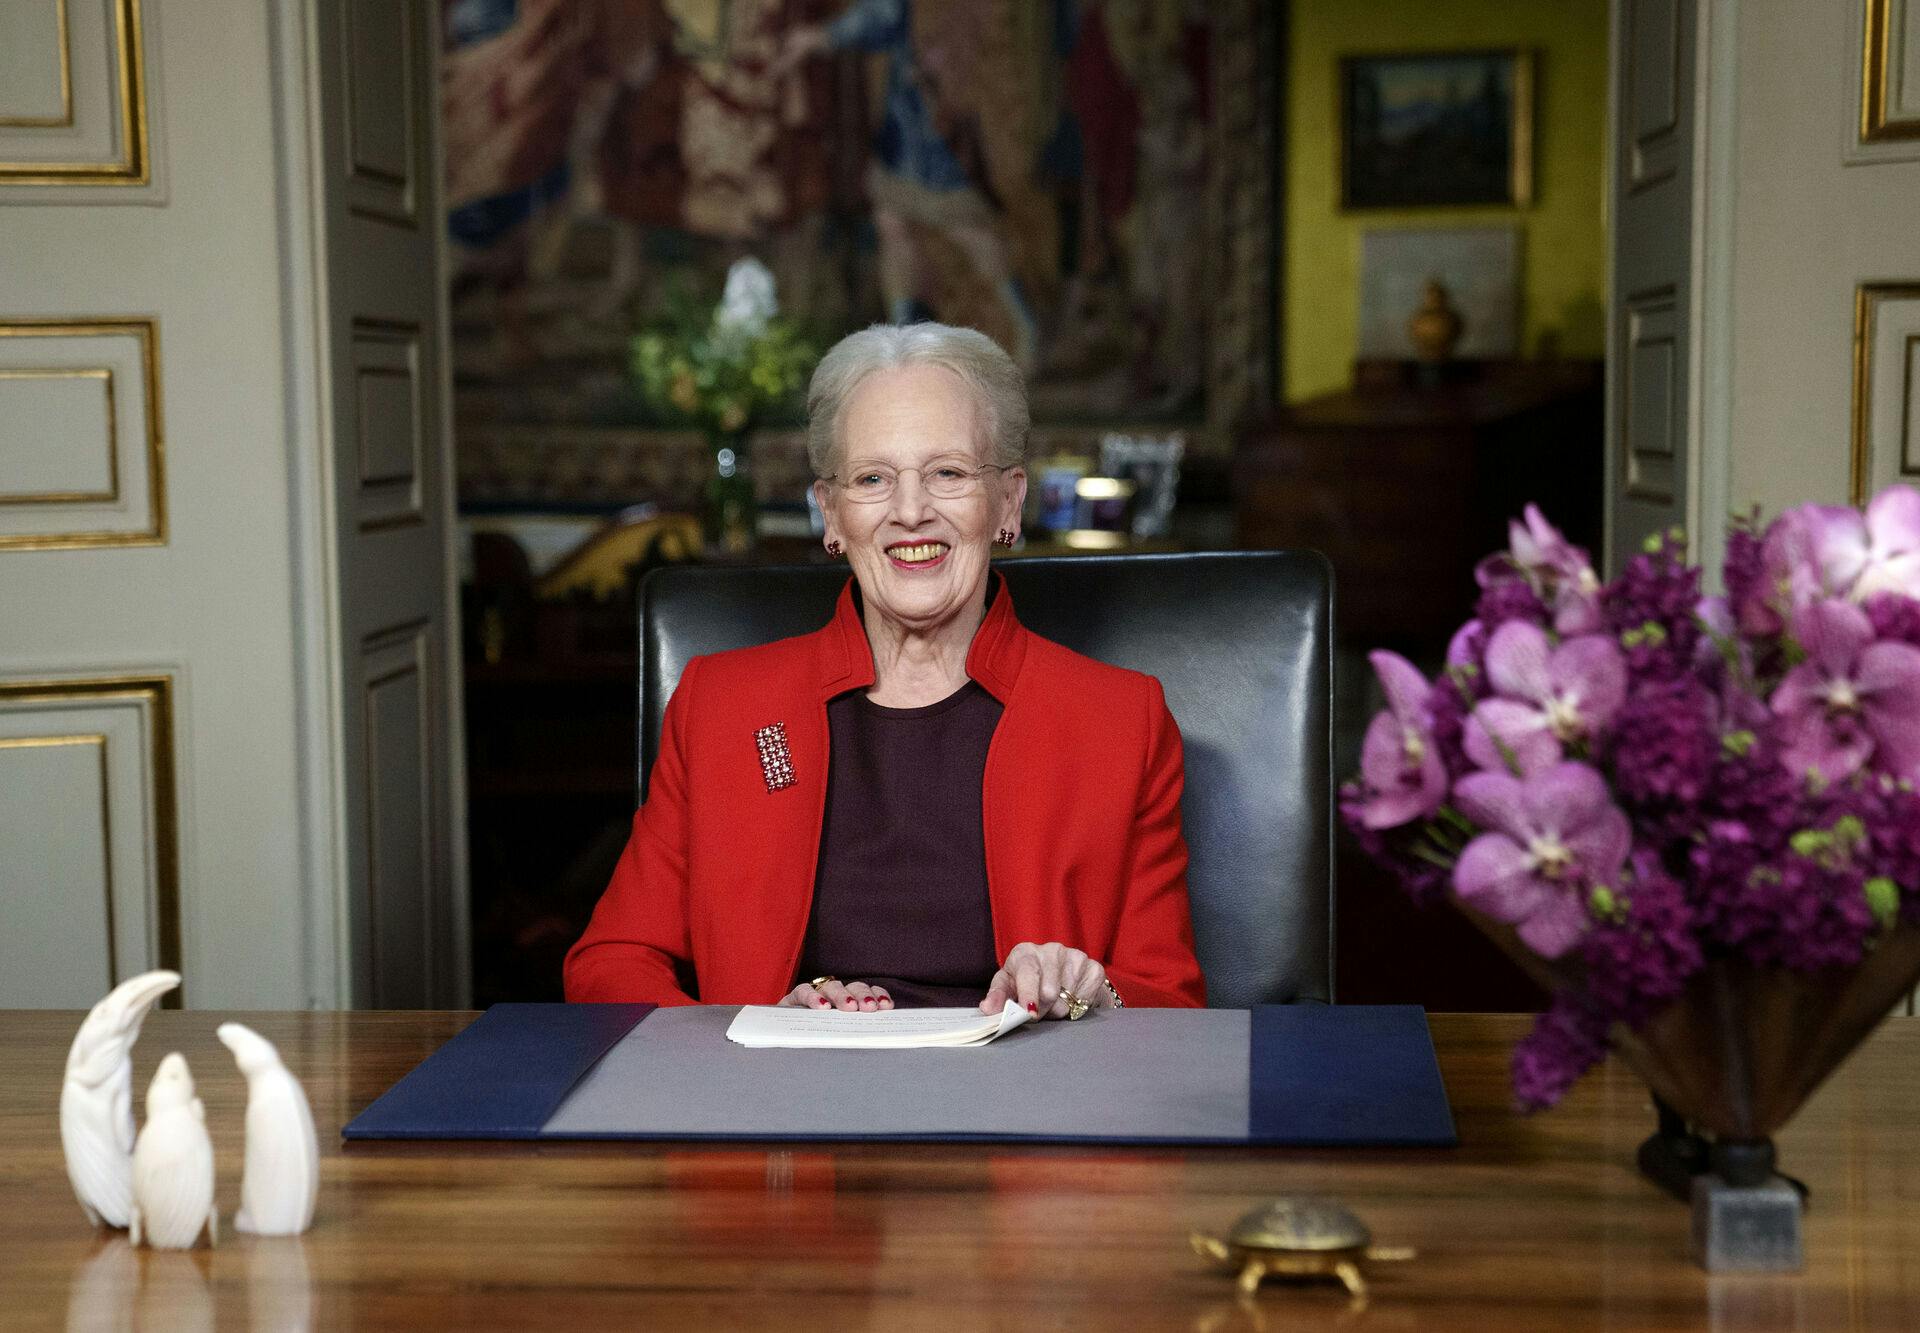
[
  {"left": 0, "top": 317, "right": 164, "bottom": 549},
  {"left": 1862, "top": 0, "right": 1920, "bottom": 144},
  {"left": 1852, "top": 282, "right": 1920, "bottom": 503},
  {"left": 0, "top": 673, "right": 179, "bottom": 1004},
  {"left": 0, "top": 0, "right": 150, "bottom": 186}
]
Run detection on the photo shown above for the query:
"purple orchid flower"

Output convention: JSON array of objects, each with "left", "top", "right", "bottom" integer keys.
[
  {"left": 1352, "top": 651, "right": 1447, "bottom": 829},
  {"left": 1771, "top": 598, "right": 1920, "bottom": 783},
  {"left": 1451, "top": 762, "right": 1630, "bottom": 958},
  {"left": 1693, "top": 594, "right": 1732, "bottom": 668},
  {"left": 1463, "top": 621, "right": 1627, "bottom": 774},
  {"left": 1737, "top": 506, "right": 1827, "bottom": 635},
  {"left": 1508, "top": 504, "right": 1579, "bottom": 572},
  {"left": 1505, "top": 504, "right": 1604, "bottom": 635},
  {"left": 1695, "top": 594, "right": 1734, "bottom": 644},
  {"left": 1693, "top": 594, "right": 1759, "bottom": 688},
  {"left": 1805, "top": 485, "right": 1920, "bottom": 602},
  {"left": 1447, "top": 619, "right": 1485, "bottom": 670},
  {"left": 1550, "top": 575, "right": 1605, "bottom": 637},
  {"left": 1733, "top": 499, "right": 1914, "bottom": 635}
]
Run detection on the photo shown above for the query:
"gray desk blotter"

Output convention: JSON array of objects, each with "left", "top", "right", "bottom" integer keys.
[{"left": 543, "top": 1005, "right": 1251, "bottom": 1141}]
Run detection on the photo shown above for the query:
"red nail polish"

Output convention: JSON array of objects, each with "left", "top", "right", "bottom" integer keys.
[{"left": 1027, "top": 1002, "right": 1037, "bottom": 1013}]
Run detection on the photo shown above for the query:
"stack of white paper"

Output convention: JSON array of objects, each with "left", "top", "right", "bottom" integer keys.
[{"left": 724, "top": 1003, "right": 1035, "bottom": 1049}]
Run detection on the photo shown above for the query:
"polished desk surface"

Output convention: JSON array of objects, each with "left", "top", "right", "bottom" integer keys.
[{"left": 4, "top": 1010, "right": 1918, "bottom": 1331}]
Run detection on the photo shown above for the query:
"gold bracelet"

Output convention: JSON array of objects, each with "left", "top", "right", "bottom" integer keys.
[{"left": 1103, "top": 978, "right": 1124, "bottom": 1008}]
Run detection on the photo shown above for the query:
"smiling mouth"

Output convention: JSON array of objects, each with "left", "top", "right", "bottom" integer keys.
[{"left": 886, "top": 542, "right": 950, "bottom": 567}]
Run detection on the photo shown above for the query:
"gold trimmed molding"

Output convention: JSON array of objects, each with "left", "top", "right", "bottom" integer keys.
[
  {"left": 0, "top": 0, "right": 74, "bottom": 129},
  {"left": 1862, "top": 0, "right": 1920, "bottom": 144},
  {"left": 1851, "top": 283, "right": 1920, "bottom": 505},
  {"left": 0, "top": 367, "right": 118, "bottom": 503},
  {"left": 0, "top": 317, "right": 165, "bottom": 549},
  {"left": 0, "top": 0, "right": 148, "bottom": 185},
  {"left": 0, "top": 675, "right": 179, "bottom": 1001}
]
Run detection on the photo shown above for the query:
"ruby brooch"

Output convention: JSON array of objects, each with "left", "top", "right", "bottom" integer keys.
[{"left": 754, "top": 723, "right": 795, "bottom": 792}]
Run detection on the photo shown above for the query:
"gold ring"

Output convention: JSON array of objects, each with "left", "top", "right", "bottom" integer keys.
[
  {"left": 809, "top": 976, "right": 837, "bottom": 990},
  {"left": 1060, "top": 988, "right": 1090, "bottom": 1021}
]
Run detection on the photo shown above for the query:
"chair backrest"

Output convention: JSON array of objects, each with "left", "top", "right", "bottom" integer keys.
[{"left": 638, "top": 551, "right": 1334, "bottom": 1006}]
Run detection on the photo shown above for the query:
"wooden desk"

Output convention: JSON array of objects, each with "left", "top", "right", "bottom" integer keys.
[{"left": 4, "top": 1011, "right": 1917, "bottom": 1329}]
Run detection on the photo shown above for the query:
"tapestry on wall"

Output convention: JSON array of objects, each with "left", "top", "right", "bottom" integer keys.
[{"left": 442, "top": 0, "right": 1273, "bottom": 506}]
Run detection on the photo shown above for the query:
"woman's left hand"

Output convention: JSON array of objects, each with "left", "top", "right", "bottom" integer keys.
[{"left": 981, "top": 942, "right": 1114, "bottom": 1019}]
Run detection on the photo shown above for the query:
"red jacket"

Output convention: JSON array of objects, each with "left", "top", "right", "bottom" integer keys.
[{"left": 564, "top": 575, "right": 1207, "bottom": 1008}]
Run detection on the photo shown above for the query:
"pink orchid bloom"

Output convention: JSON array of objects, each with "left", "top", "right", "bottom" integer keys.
[
  {"left": 1508, "top": 504, "right": 1581, "bottom": 573},
  {"left": 1696, "top": 594, "right": 1734, "bottom": 643},
  {"left": 1549, "top": 572, "right": 1605, "bottom": 636},
  {"left": 1738, "top": 506, "right": 1827, "bottom": 635},
  {"left": 1489, "top": 504, "right": 1604, "bottom": 635},
  {"left": 1446, "top": 619, "right": 1485, "bottom": 670},
  {"left": 1463, "top": 621, "right": 1627, "bottom": 774},
  {"left": 1353, "top": 651, "right": 1447, "bottom": 829},
  {"left": 1771, "top": 598, "right": 1920, "bottom": 783},
  {"left": 1451, "top": 762, "right": 1629, "bottom": 958},
  {"left": 1804, "top": 485, "right": 1920, "bottom": 602}
]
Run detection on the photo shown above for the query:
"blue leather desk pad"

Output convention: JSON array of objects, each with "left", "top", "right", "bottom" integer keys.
[{"left": 343, "top": 1003, "right": 1455, "bottom": 1147}]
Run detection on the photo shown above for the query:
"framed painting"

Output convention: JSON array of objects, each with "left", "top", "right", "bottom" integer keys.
[
  {"left": 1339, "top": 49, "right": 1534, "bottom": 210},
  {"left": 441, "top": 0, "right": 1279, "bottom": 509}
]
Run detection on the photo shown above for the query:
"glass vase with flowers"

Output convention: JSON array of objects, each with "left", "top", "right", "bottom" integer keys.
[
  {"left": 630, "top": 258, "right": 817, "bottom": 553},
  {"left": 1344, "top": 486, "right": 1920, "bottom": 1268}
]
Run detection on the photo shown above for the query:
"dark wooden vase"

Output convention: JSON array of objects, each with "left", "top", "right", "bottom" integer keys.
[{"left": 1462, "top": 907, "right": 1920, "bottom": 1267}]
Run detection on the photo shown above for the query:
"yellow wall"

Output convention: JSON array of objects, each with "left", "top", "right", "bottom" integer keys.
[{"left": 1284, "top": 0, "right": 1609, "bottom": 403}]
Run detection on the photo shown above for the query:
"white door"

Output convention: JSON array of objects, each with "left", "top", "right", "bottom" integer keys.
[
  {"left": 299, "top": 0, "right": 467, "bottom": 1008},
  {"left": 1606, "top": 0, "right": 1702, "bottom": 568},
  {"left": 0, "top": 0, "right": 465, "bottom": 1008},
  {"left": 1611, "top": 0, "right": 1920, "bottom": 565},
  {"left": 1721, "top": 0, "right": 1920, "bottom": 516}
]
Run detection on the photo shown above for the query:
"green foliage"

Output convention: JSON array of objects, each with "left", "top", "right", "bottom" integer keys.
[
  {"left": 1587, "top": 885, "right": 1626, "bottom": 923},
  {"left": 1789, "top": 815, "right": 1868, "bottom": 869},
  {"left": 629, "top": 282, "right": 818, "bottom": 439},
  {"left": 1865, "top": 877, "right": 1900, "bottom": 929}
]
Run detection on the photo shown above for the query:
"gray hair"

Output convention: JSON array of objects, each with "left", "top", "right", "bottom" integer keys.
[{"left": 805, "top": 323, "right": 1030, "bottom": 477}]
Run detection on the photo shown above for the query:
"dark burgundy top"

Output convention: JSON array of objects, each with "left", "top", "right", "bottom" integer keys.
[{"left": 796, "top": 680, "right": 1004, "bottom": 1007}]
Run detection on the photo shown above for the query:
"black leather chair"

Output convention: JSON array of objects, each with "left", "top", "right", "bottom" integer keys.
[{"left": 637, "top": 551, "right": 1334, "bottom": 1006}]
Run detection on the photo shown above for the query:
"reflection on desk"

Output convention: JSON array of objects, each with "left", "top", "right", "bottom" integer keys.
[{"left": 3, "top": 1010, "right": 1917, "bottom": 1329}]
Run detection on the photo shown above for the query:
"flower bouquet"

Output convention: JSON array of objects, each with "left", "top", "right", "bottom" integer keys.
[
  {"left": 1343, "top": 487, "right": 1920, "bottom": 1260},
  {"left": 630, "top": 258, "right": 817, "bottom": 553}
]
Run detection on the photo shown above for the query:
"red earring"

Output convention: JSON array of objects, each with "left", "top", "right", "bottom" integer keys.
[{"left": 826, "top": 539, "right": 843, "bottom": 556}]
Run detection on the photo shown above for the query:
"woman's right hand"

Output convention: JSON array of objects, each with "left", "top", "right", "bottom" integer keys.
[{"left": 778, "top": 979, "right": 893, "bottom": 1012}]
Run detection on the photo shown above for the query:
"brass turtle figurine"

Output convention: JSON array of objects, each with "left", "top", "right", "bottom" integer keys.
[{"left": 1191, "top": 1197, "right": 1415, "bottom": 1302}]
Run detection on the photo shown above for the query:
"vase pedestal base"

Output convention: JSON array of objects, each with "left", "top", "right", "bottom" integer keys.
[
  {"left": 1690, "top": 1175, "right": 1804, "bottom": 1272},
  {"left": 1637, "top": 1097, "right": 1709, "bottom": 1201}
]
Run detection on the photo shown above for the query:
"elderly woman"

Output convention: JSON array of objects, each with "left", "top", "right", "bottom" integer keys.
[{"left": 565, "top": 323, "right": 1204, "bottom": 1017}]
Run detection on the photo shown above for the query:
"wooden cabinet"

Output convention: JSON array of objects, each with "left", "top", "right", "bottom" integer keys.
[
  {"left": 1236, "top": 362, "right": 1604, "bottom": 649},
  {"left": 1237, "top": 361, "right": 1602, "bottom": 1011}
]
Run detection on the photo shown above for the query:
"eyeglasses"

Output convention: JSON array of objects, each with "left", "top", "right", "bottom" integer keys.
[{"left": 822, "top": 460, "right": 1006, "bottom": 504}]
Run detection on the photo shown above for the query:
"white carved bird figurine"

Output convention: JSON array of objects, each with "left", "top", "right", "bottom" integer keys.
[
  {"left": 60, "top": 969, "right": 182, "bottom": 1228},
  {"left": 217, "top": 1022, "right": 319, "bottom": 1235},
  {"left": 129, "top": 1053, "right": 218, "bottom": 1249}
]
